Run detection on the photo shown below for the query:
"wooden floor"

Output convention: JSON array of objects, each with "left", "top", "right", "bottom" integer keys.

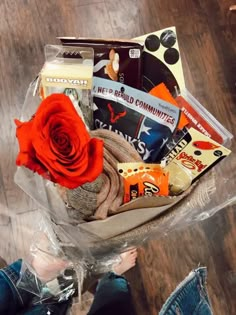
[{"left": 0, "top": 0, "right": 236, "bottom": 314}]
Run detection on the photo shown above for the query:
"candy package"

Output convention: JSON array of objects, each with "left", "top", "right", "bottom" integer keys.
[
  {"left": 118, "top": 162, "right": 169, "bottom": 203},
  {"left": 40, "top": 45, "right": 94, "bottom": 129},
  {"left": 163, "top": 127, "right": 231, "bottom": 195}
]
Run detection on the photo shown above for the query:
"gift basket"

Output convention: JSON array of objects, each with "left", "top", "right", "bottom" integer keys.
[{"left": 13, "top": 27, "right": 235, "bottom": 303}]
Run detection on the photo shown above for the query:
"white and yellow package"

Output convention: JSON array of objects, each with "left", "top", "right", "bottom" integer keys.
[
  {"left": 164, "top": 127, "right": 231, "bottom": 194},
  {"left": 40, "top": 45, "right": 94, "bottom": 129}
]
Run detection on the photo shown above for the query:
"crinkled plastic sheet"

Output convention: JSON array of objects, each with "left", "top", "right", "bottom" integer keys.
[
  {"left": 14, "top": 80, "right": 130, "bottom": 303},
  {"left": 16, "top": 215, "right": 84, "bottom": 303},
  {"left": 14, "top": 79, "right": 236, "bottom": 303},
  {"left": 14, "top": 151, "right": 236, "bottom": 244},
  {"left": 15, "top": 202, "right": 122, "bottom": 304}
]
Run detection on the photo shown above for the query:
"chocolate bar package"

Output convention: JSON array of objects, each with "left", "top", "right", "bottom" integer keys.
[
  {"left": 93, "top": 77, "right": 180, "bottom": 162},
  {"left": 60, "top": 37, "right": 143, "bottom": 89},
  {"left": 118, "top": 162, "right": 169, "bottom": 203}
]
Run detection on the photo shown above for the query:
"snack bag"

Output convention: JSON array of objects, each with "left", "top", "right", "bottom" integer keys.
[
  {"left": 93, "top": 77, "right": 180, "bottom": 162},
  {"left": 60, "top": 37, "right": 143, "bottom": 89},
  {"left": 163, "top": 127, "right": 231, "bottom": 194},
  {"left": 118, "top": 162, "right": 169, "bottom": 203}
]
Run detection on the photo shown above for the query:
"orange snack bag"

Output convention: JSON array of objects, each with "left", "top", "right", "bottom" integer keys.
[
  {"left": 118, "top": 162, "right": 169, "bottom": 203},
  {"left": 149, "top": 83, "right": 189, "bottom": 130}
]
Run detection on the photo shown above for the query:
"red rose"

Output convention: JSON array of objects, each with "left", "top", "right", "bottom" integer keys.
[{"left": 15, "top": 94, "right": 103, "bottom": 189}]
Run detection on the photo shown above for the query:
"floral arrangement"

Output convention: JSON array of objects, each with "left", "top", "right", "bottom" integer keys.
[
  {"left": 12, "top": 30, "right": 235, "bottom": 308},
  {"left": 14, "top": 35, "right": 233, "bottom": 235}
]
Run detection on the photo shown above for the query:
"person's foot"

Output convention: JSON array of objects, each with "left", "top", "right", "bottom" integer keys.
[
  {"left": 31, "top": 233, "right": 69, "bottom": 283},
  {"left": 0, "top": 257, "right": 7, "bottom": 269},
  {"left": 32, "top": 250, "right": 69, "bottom": 283},
  {"left": 113, "top": 248, "right": 138, "bottom": 275}
]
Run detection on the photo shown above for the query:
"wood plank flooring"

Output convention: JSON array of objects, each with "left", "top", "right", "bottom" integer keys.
[{"left": 0, "top": 1, "right": 235, "bottom": 314}]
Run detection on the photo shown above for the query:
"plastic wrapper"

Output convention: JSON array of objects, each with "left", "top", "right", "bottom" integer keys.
[
  {"left": 165, "top": 88, "right": 233, "bottom": 153},
  {"left": 15, "top": 79, "right": 235, "bottom": 242},
  {"left": 14, "top": 75, "right": 125, "bottom": 304},
  {"left": 17, "top": 215, "right": 83, "bottom": 303},
  {"left": 16, "top": 211, "right": 122, "bottom": 304},
  {"left": 14, "top": 73, "right": 235, "bottom": 304},
  {"left": 175, "top": 88, "right": 233, "bottom": 146},
  {"left": 40, "top": 44, "right": 94, "bottom": 129}
]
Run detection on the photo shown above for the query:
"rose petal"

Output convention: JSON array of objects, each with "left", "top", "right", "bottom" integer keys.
[
  {"left": 35, "top": 94, "right": 79, "bottom": 119},
  {"left": 15, "top": 119, "right": 46, "bottom": 174},
  {"left": 36, "top": 138, "right": 103, "bottom": 189},
  {"left": 33, "top": 113, "right": 89, "bottom": 162},
  {"left": 36, "top": 143, "right": 89, "bottom": 178}
]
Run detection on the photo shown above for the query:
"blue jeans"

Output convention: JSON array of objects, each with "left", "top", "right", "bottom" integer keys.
[
  {"left": 88, "top": 268, "right": 213, "bottom": 315},
  {"left": 159, "top": 267, "right": 213, "bottom": 315},
  {"left": 0, "top": 261, "right": 213, "bottom": 315},
  {"left": 0, "top": 260, "right": 71, "bottom": 315},
  {"left": 87, "top": 272, "right": 136, "bottom": 315}
]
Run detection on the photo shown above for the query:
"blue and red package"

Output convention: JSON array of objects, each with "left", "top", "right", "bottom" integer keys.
[{"left": 93, "top": 77, "right": 180, "bottom": 162}]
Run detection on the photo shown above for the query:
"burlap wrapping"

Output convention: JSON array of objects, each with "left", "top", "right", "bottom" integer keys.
[{"left": 14, "top": 129, "right": 203, "bottom": 255}]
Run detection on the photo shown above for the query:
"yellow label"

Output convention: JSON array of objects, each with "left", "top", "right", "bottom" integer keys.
[
  {"left": 41, "top": 62, "right": 93, "bottom": 94},
  {"left": 165, "top": 127, "right": 231, "bottom": 181}
]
